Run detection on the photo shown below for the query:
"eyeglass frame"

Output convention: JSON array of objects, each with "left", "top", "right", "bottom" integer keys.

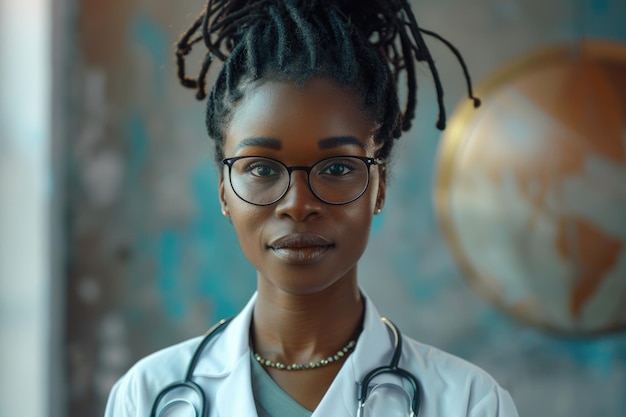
[{"left": 222, "top": 155, "right": 385, "bottom": 206}]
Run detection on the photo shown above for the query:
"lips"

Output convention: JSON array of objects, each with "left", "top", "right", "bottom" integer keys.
[
  {"left": 268, "top": 233, "right": 333, "bottom": 264},
  {"left": 269, "top": 233, "right": 333, "bottom": 249}
]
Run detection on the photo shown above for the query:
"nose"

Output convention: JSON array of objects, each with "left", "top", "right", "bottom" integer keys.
[{"left": 274, "top": 170, "right": 323, "bottom": 221}]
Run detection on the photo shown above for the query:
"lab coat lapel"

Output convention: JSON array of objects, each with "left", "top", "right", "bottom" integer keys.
[
  {"left": 194, "top": 294, "right": 259, "bottom": 416},
  {"left": 312, "top": 295, "right": 395, "bottom": 416},
  {"left": 214, "top": 354, "right": 258, "bottom": 417},
  {"left": 194, "top": 294, "right": 256, "bottom": 376},
  {"left": 195, "top": 292, "right": 400, "bottom": 416}
]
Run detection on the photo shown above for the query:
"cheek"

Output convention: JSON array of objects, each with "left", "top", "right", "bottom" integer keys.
[
  {"left": 332, "top": 175, "right": 380, "bottom": 228},
  {"left": 228, "top": 203, "right": 261, "bottom": 231},
  {"left": 341, "top": 189, "right": 377, "bottom": 231},
  {"left": 224, "top": 187, "right": 269, "bottom": 247}
]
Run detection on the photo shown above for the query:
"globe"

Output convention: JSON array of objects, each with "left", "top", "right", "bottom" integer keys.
[{"left": 435, "top": 40, "right": 626, "bottom": 335}]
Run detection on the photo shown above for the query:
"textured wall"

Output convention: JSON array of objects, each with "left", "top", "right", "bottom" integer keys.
[
  {"left": 1, "top": 0, "right": 52, "bottom": 416},
  {"left": 63, "top": 0, "right": 626, "bottom": 415}
]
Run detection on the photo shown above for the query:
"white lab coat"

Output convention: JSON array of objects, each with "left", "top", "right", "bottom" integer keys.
[{"left": 105, "top": 292, "right": 519, "bottom": 416}]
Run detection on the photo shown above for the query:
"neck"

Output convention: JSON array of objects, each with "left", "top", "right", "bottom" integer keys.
[{"left": 251, "top": 275, "right": 364, "bottom": 364}]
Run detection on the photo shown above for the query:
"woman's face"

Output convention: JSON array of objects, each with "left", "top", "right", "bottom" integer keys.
[{"left": 219, "top": 78, "right": 386, "bottom": 296}]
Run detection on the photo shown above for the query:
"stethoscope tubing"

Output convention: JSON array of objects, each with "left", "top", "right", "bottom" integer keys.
[
  {"left": 151, "top": 316, "right": 421, "bottom": 417},
  {"left": 150, "top": 318, "right": 233, "bottom": 417},
  {"left": 357, "top": 318, "right": 421, "bottom": 416},
  {"left": 185, "top": 318, "right": 233, "bottom": 380}
]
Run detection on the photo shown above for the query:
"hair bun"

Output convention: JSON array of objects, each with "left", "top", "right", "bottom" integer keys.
[{"left": 176, "top": 0, "right": 480, "bottom": 136}]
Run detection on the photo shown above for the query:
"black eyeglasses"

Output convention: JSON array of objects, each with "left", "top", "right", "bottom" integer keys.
[{"left": 222, "top": 155, "right": 384, "bottom": 206}]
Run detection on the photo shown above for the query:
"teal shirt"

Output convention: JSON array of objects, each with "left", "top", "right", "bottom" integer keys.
[{"left": 250, "top": 352, "right": 314, "bottom": 417}]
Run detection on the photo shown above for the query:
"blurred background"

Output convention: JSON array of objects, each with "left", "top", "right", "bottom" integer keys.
[{"left": 1, "top": 0, "right": 625, "bottom": 416}]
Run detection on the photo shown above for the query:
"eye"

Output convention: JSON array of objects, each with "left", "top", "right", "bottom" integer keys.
[
  {"left": 242, "top": 158, "right": 282, "bottom": 178},
  {"left": 319, "top": 159, "right": 358, "bottom": 176},
  {"left": 251, "top": 165, "right": 277, "bottom": 177}
]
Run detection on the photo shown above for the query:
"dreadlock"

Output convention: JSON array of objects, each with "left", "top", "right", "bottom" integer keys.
[{"left": 175, "top": 0, "right": 480, "bottom": 162}]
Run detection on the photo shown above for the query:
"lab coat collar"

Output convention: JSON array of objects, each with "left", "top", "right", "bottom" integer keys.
[
  {"left": 193, "top": 292, "right": 258, "bottom": 377},
  {"left": 203, "top": 293, "right": 258, "bottom": 416},
  {"left": 314, "top": 291, "right": 396, "bottom": 416},
  {"left": 194, "top": 290, "right": 398, "bottom": 416}
]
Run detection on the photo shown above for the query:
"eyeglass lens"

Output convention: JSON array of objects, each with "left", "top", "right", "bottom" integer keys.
[{"left": 228, "top": 156, "right": 371, "bottom": 205}]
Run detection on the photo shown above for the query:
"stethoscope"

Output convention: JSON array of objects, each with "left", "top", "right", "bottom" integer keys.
[{"left": 150, "top": 317, "right": 421, "bottom": 416}]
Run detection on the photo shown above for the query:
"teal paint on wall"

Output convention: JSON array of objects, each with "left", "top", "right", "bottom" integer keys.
[
  {"left": 157, "top": 230, "right": 186, "bottom": 320},
  {"left": 127, "top": 114, "right": 149, "bottom": 177},
  {"left": 131, "top": 13, "right": 168, "bottom": 97}
]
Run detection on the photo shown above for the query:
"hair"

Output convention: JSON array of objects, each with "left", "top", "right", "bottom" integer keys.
[{"left": 175, "top": 0, "right": 480, "bottom": 163}]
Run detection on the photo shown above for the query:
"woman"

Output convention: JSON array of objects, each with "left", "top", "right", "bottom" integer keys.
[{"left": 105, "top": 0, "right": 518, "bottom": 415}]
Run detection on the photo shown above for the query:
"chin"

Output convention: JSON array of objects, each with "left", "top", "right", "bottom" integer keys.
[{"left": 257, "top": 263, "right": 359, "bottom": 296}]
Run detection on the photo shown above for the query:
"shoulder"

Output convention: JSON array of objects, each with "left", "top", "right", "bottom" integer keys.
[
  {"left": 104, "top": 336, "right": 204, "bottom": 417},
  {"left": 401, "top": 336, "right": 519, "bottom": 416},
  {"left": 402, "top": 335, "right": 490, "bottom": 383},
  {"left": 104, "top": 299, "right": 257, "bottom": 417},
  {"left": 128, "top": 336, "right": 204, "bottom": 385}
]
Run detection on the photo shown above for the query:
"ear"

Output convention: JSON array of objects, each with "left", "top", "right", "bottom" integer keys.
[
  {"left": 374, "top": 164, "right": 387, "bottom": 214},
  {"left": 218, "top": 175, "right": 230, "bottom": 217}
]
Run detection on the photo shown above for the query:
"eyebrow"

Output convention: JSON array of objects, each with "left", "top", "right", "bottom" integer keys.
[
  {"left": 234, "top": 135, "right": 365, "bottom": 152},
  {"left": 235, "top": 137, "right": 282, "bottom": 152},
  {"left": 318, "top": 136, "right": 365, "bottom": 150}
]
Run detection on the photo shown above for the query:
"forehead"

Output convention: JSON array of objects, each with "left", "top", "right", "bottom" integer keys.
[{"left": 223, "top": 78, "right": 377, "bottom": 157}]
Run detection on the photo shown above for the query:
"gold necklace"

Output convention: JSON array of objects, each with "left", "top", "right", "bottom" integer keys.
[{"left": 253, "top": 339, "right": 356, "bottom": 371}]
